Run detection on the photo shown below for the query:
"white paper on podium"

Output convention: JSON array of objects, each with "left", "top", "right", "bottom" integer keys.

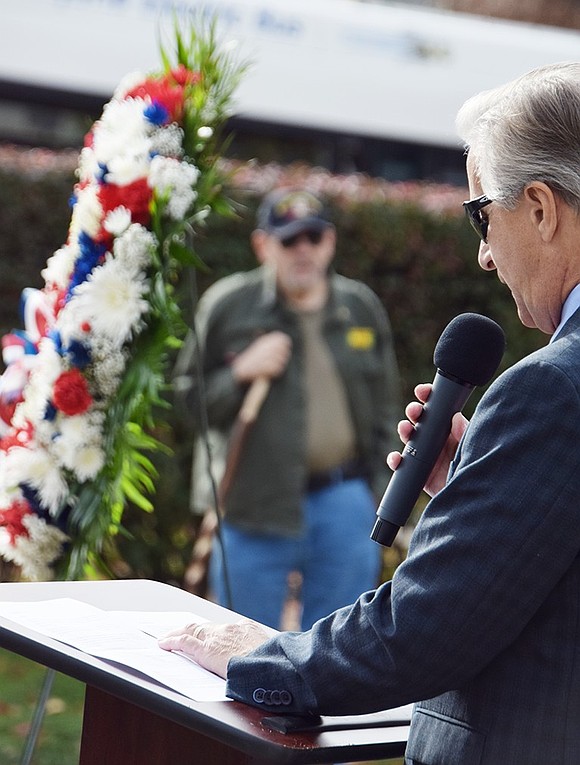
[{"left": 0, "top": 598, "right": 228, "bottom": 702}]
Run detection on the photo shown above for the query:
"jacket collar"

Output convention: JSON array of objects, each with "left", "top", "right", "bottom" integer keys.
[
  {"left": 257, "top": 265, "right": 346, "bottom": 321},
  {"left": 552, "top": 302, "right": 580, "bottom": 342},
  {"left": 551, "top": 283, "right": 580, "bottom": 343}
]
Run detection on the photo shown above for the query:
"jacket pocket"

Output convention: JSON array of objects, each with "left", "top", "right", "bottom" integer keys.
[{"left": 405, "top": 707, "right": 485, "bottom": 765}]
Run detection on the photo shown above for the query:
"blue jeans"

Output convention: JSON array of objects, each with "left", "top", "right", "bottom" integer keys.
[{"left": 209, "top": 478, "right": 382, "bottom": 630}]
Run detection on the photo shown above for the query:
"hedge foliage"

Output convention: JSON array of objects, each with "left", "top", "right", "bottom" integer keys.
[{"left": 0, "top": 149, "right": 545, "bottom": 583}]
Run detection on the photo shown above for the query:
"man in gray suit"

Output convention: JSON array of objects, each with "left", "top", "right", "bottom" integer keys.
[{"left": 160, "top": 62, "right": 580, "bottom": 764}]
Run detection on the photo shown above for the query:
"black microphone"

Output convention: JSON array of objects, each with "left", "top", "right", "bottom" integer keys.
[{"left": 371, "top": 313, "right": 506, "bottom": 547}]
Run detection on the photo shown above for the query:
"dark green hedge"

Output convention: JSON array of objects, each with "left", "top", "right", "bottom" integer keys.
[{"left": 0, "top": 158, "right": 545, "bottom": 583}]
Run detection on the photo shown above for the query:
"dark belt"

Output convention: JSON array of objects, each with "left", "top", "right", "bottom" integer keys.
[{"left": 306, "top": 459, "right": 366, "bottom": 493}]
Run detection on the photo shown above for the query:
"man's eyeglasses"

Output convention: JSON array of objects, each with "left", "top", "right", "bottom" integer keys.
[
  {"left": 463, "top": 194, "right": 493, "bottom": 242},
  {"left": 280, "top": 229, "right": 324, "bottom": 249}
]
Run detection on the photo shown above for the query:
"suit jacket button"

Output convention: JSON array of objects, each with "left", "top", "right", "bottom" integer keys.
[
  {"left": 280, "top": 691, "right": 292, "bottom": 705},
  {"left": 252, "top": 688, "right": 266, "bottom": 703}
]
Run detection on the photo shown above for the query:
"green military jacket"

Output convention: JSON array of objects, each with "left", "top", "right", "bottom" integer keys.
[{"left": 174, "top": 266, "right": 401, "bottom": 535}]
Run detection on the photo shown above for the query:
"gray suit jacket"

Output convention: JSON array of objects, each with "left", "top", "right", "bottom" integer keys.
[{"left": 227, "top": 309, "right": 580, "bottom": 765}]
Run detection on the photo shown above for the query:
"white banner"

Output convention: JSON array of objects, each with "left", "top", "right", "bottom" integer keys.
[{"left": 1, "top": 0, "right": 579, "bottom": 147}]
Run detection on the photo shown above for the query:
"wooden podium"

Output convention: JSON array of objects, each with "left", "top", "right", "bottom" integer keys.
[{"left": 0, "top": 579, "right": 409, "bottom": 764}]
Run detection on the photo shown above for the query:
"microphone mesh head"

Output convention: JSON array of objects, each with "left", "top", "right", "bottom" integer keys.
[{"left": 433, "top": 313, "right": 506, "bottom": 386}]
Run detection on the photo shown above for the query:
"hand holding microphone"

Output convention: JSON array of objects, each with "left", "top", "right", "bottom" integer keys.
[
  {"left": 387, "top": 383, "right": 469, "bottom": 499},
  {"left": 371, "top": 313, "right": 506, "bottom": 547}
]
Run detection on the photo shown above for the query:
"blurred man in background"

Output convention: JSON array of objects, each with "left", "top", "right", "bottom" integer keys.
[{"left": 174, "top": 188, "right": 401, "bottom": 631}]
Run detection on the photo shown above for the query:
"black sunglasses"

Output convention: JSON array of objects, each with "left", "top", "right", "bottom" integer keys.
[
  {"left": 280, "top": 229, "right": 324, "bottom": 249},
  {"left": 463, "top": 194, "right": 493, "bottom": 242}
]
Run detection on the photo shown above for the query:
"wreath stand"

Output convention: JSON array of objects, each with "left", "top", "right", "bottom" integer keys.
[{"left": 20, "top": 668, "right": 56, "bottom": 765}]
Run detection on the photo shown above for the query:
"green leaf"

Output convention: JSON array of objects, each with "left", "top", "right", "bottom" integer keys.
[{"left": 168, "top": 239, "right": 210, "bottom": 271}]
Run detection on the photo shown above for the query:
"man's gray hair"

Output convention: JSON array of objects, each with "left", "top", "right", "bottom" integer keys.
[{"left": 456, "top": 62, "right": 580, "bottom": 212}]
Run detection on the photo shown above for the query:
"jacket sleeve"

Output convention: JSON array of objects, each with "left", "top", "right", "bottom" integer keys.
[
  {"left": 226, "top": 356, "right": 580, "bottom": 715},
  {"left": 172, "top": 281, "right": 246, "bottom": 431}
]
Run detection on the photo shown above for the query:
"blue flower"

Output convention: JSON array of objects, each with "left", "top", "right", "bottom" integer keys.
[
  {"left": 19, "top": 484, "right": 50, "bottom": 522},
  {"left": 66, "top": 339, "right": 92, "bottom": 368},
  {"left": 43, "top": 401, "right": 57, "bottom": 421},
  {"left": 48, "top": 329, "right": 63, "bottom": 354},
  {"left": 66, "top": 232, "right": 107, "bottom": 299},
  {"left": 144, "top": 100, "right": 169, "bottom": 126},
  {"left": 96, "top": 162, "right": 109, "bottom": 183}
]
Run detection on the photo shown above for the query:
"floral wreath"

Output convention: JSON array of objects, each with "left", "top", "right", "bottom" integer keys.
[{"left": 0, "top": 21, "right": 243, "bottom": 581}]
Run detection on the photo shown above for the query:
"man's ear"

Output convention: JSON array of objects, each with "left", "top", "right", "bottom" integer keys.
[
  {"left": 251, "top": 230, "right": 270, "bottom": 264},
  {"left": 523, "top": 182, "right": 558, "bottom": 243}
]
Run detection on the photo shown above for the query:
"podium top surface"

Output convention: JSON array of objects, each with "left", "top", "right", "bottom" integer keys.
[{"left": 0, "top": 578, "right": 409, "bottom": 764}]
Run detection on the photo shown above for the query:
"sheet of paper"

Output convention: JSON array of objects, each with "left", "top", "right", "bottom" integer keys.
[
  {"left": 109, "top": 610, "right": 210, "bottom": 640},
  {"left": 0, "top": 598, "right": 227, "bottom": 702}
]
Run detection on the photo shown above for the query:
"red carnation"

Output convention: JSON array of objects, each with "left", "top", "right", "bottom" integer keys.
[
  {"left": 124, "top": 77, "right": 185, "bottom": 123},
  {"left": 53, "top": 369, "right": 93, "bottom": 416},
  {"left": 0, "top": 499, "right": 31, "bottom": 543},
  {"left": 168, "top": 65, "right": 201, "bottom": 87},
  {"left": 98, "top": 178, "right": 152, "bottom": 227}
]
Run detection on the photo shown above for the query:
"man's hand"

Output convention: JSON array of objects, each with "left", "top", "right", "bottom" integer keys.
[
  {"left": 386, "top": 383, "right": 468, "bottom": 497},
  {"left": 232, "top": 332, "right": 292, "bottom": 384},
  {"left": 158, "top": 619, "right": 272, "bottom": 678}
]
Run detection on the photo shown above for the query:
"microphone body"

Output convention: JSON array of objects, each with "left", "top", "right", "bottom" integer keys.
[
  {"left": 370, "top": 312, "right": 506, "bottom": 547},
  {"left": 371, "top": 371, "right": 474, "bottom": 547}
]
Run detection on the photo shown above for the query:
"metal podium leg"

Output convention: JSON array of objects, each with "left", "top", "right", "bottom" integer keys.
[{"left": 20, "top": 667, "right": 56, "bottom": 765}]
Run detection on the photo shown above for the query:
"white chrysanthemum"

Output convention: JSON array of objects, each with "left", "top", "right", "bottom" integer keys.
[
  {"left": 41, "top": 244, "right": 78, "bottom": 289},
  {"left": 3, "top": 447, "right": 31, "bottom": 489},
  {"left": 113, "top": 223, "right": 157, "bottom": 272},
  {"left": 11, "top": 397, "right": 39, "bottom": 432},
  {"left": 55, "top": 300, "right": 81, "bottom": 348},
  {"left": 56, "top": 411, "right": 104, "bottom": 448},
  {"left": 105, "top": 151, "right": 151, "bottom": 186},
  {"left": 1, "top": 514, "right": 68, "bottom": 581},
  {"left": 52, "top": 426, "right": 105, "bottom": 481},
  {"left": 3, "top": 446, "right": 68, "bottom": 515},
  {"left": 33, "top": 459, "right": 70, "bottom": 517},
  {"left": 13, "top": 339, "right": 63, "bottom": 427},
  {"left": 69, "top": 256, "right": 150, "bottom": 348},
  {"left": 69, "top": 444, "right": 106, "bottom": 482},
  {"left": 93, "top": 99, "right": 151, "bottom": 165},
  {"left": 113, "top": 71, "right": 147, "bottom": 101},
  {"left": 104, "top": 206, "right": 132, "bottom": 237},
  {"left": 34, "top": 418, "right": 60, "bottom": 447},
  {"left": 77, "top": 146, "right": 98, "bottom": 184},
  {"left": 25, "top": 338, "right": 64, "bottom": 404},
  {"left": 150, "top": 124, "right": 184, "bottom": 158},
  {"left": 69, "top": 184, "right": 103, "bottom": 239}
]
